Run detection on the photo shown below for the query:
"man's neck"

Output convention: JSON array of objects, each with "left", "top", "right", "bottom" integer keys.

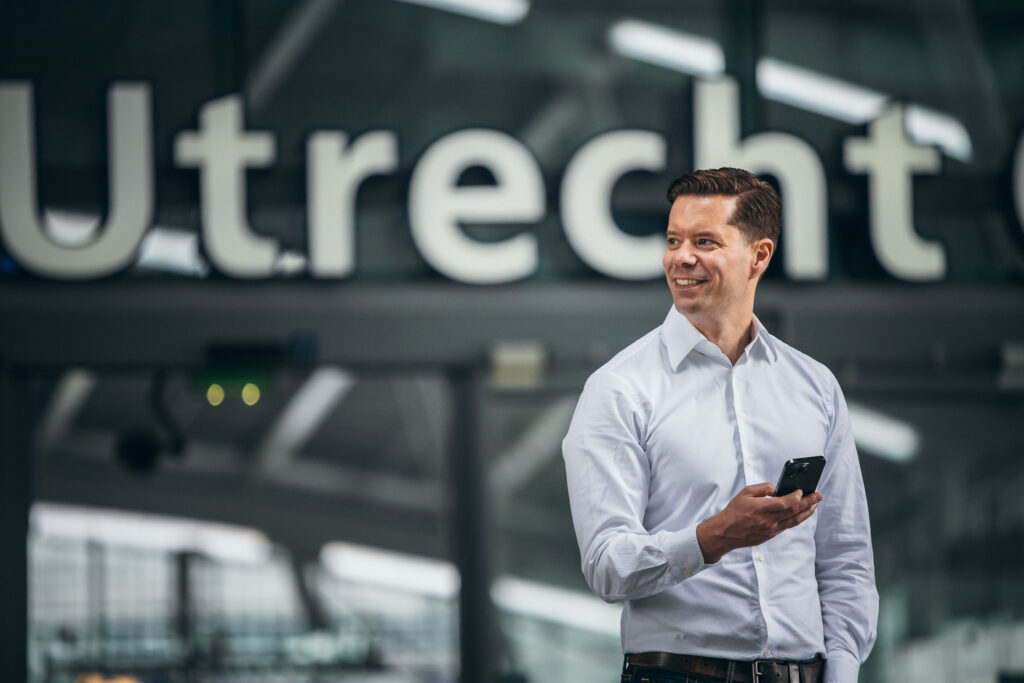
[{"left": 688, "top": 313, "right": 755, "bottom": 366}]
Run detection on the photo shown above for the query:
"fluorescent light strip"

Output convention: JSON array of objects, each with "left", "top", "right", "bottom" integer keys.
[
  {"left": 321, "top": 541, "right": 460, "bottom": 599},
  {"left": 319, "top": 542, "right": 620, "bottom": 636},
  {"left": 31, "top": 502, "right": 273, "bottom": 563},
  {"left": 608, "top": 20, "right": 725, "bottom": 78},
  {"left": 274, "top": 249, "right": 308, "bottom": 275},
  {"left": 607, "top": 22, "right": 970, "bottom": 161},
  {"left": 904, "top": 105, "right": 973, "bottom": 163},
  {"left": 44, "top": 209, "right": 100, "bottom": 247},
  {"left": 492, "top": 575, "right": 621, "bottom": 636},
  {"left": 848, "top": 403, "right": 919, "bottom": 464},
  {"left": 394, "top": 0, "right": 529, "bottom": 25},
  {"left": 757, "top": 57, "right": 887, "bottom": 125},
  {"left": 757, "top": 57, "right": 972, "bottom": 161},
  {"left": 137, "top": 226, "right": 210, "bottom": 276}
]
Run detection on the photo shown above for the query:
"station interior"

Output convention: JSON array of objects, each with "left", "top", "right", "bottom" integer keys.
[{"left": 2, "top": 1, "right": 1024, "bottom": 681}]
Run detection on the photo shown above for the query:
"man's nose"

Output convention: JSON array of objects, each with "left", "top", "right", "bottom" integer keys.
[{"left": 673, "top": 245, "right": 697, "bottom": 266}]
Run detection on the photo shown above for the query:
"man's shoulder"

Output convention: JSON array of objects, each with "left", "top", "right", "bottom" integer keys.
[
  {"left": 766, "top": 332, "right": 841, "bottom": 392},
  {"left": 585, "top": 325, "right": 665, "bottom": 391}
]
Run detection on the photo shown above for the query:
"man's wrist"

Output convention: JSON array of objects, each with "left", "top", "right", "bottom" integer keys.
[
  {"left": 696, "top": 516, "right": 727, "bottom": 564},
  {"left": 822, "top": 649, "right": 860, "bottom": 683}
]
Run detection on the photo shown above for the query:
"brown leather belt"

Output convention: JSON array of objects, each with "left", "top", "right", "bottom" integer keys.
[{"left": 626, "top": 651, "right": 824, "bottom": 683}]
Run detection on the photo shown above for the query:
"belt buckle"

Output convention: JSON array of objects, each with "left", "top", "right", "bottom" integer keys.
[{"left": 752, "top": 659, "right": 770, "bottom": 682}]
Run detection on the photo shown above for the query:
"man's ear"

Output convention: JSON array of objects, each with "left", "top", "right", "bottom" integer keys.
[{"left": 751, "top": 238, "right": 774, "bottom": 278}]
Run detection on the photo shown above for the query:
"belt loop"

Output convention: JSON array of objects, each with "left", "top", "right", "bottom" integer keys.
[
  {"left": 622, "top": 654, "right": 630, "bottom": 675},
  {"left": 788, "top": 662, "right": 800, "bottom": 683},
  {"left": 725, "top": 660, "right": 735, "bottom": 683}
]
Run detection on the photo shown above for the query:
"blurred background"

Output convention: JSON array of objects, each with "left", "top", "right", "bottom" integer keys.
[{"left": 1, "top": 0, "right": 1024, "bottom": 681}]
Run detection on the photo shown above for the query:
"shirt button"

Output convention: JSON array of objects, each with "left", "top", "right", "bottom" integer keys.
[
  {"left": 684, "top": 570, "right": 692, "bottom": 577},
  {"left": 763, "top": 649, "right": 772, "bottom": 657},
  {"left": 745, "top": 458, "right": 753, "bottom": 466},
  {"left": 757, "top": 553, "right": 765, "bottom": 562}
]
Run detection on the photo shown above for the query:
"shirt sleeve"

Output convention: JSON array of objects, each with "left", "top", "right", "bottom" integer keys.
[
  {"left": 815, "top": 378, "right": 879, "bottom": 683},
  {"left": 562, "top": 371, "right": 708, "bottom": 603}
]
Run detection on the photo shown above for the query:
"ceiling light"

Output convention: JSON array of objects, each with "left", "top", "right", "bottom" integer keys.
[
  {"left": 43, "top": 209, "right": 100, "bottom": 247},
  {"left": 241, "top": 382, "right": 261, "bottom": 406},
  {"left": 757, "top": 58, "right": 972, "bottom": 161},
  {"left": 31, "top": 502, "right": 273, "bottom": 563},
  {"left": 206, "top": 383, "right": 225, "bottom": 406},
  {"left": 904, "top": 105, "right": 973, "bottom": 163},
  {"left": 321, "top": 541, "right": 459, "bottom": 598},
  {"left": 847, "top": 402, "right": 919, "bottom": 463},
  {"left": 136, "top": 226, "right": 210, "bottom": 276},
  {"left": 756, "top": 58, "right": 887, "bottom": 125},
  {"left": 394, "top": 0, "right": 529, "bottom": 25},
  {"left": 491, "top": 575, "right": 620, "bottom": 636},
  {"left": 609, "top": 20, "right": 725, "bottom": 78},
  {"left": 274, "top": 250, "right": 308, "bottom": 275}
]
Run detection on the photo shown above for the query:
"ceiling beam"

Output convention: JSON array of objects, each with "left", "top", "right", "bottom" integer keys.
[
  {"left": 246, "top": 0, "right": 341, "bottom": 112},
  {"left": 37, "top": 368, "right": 96, "bottom": 458},
  {"left": 254, "top": 366, "right": 356, "bottom": 474},
  {"left": 54, "top": 429, "right": 440, "bottom": 514},
  {"left": 2, "top": 284, "right": 1023, "bottom": 399},
  {"left": 491, "top": 396, "right": 577, "bottom": 498}
]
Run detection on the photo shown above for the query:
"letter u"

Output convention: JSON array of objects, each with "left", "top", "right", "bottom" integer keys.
[{"left": 0, "top": 82, "right": 153, "bottom": 279}]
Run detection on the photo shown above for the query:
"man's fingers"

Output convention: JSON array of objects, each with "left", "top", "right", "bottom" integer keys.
[
  {"left": 776, "top": 501, "right": 820, "bottom": 530},
  {"left": 744, "top": 482, "right": 777, "bottom": 497},
  {"left": 759, "top": 489, "right": 809, "bottom": 516},
  {"left": 776, "top": 490, "right": 821, "bottom": 511}
]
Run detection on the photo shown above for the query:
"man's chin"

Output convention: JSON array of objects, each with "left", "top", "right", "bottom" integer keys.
[{"left": 672, "top": 299, "right": 703, "bottom": 317}]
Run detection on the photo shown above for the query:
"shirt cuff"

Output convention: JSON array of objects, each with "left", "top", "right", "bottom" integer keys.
[
  {"left": 662, "top": 525, "right": 709, "bottom": 582},
  {"left": 823, "top": 649, "right": 860, "bottom": 683}
]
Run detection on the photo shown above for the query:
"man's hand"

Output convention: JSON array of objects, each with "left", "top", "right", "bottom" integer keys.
[{"left": 695, "top": 483, "right": 821, "bottom": 564}]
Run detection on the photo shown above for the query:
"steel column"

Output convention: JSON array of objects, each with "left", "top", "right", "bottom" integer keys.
[{"left": 449, "top": 366, "right": 498, "bottom": 682}]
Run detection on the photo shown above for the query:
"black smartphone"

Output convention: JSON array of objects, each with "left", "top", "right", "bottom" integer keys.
[{"left": 773, "top": 456, "right": 826, "bottom": 497}]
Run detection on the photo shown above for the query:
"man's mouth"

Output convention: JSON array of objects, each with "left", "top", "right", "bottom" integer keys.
[{"left": 674, "top": 278, "right": 705, "bottom": 286}]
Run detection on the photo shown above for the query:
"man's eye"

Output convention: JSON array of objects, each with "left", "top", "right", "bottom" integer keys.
[
  {"left": 697, "top": 238, "right": 714, "bottom": 246},
  {"left": 667, "top": 238, "right": 679, "bottom": 245}
]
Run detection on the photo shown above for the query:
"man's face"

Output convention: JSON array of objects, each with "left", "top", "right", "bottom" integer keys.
[{"left": 663, "top": 194, "right": 770, "bottom": 329}]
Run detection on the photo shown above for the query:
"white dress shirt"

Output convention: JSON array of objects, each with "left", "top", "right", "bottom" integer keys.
[{"left": 562, "top": 307, "right": 877, "bottom": 683}]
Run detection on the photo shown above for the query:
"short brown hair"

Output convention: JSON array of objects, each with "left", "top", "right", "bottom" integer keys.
[{"left": 666, "top": 167, "right": 781, "bottom": 244}]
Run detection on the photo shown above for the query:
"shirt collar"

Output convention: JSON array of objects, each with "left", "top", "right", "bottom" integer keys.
[{"left": 661, "top": 306, "right": 779, "bottom": 369}]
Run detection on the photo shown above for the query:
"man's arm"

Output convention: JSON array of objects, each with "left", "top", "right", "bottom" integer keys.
[
  {"left": 814, "top": 380, "right": 879, "bottom": 683},
  {"left": 563, "top": 372, "right": 821, "bottom": 602},
  {"left": 562, "top": 372, "right": 708, "bottom": 602}
]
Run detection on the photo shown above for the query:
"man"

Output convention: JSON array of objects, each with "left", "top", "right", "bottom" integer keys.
[{"left": 562, "top": 168, "right": 877, "bottom": 683}]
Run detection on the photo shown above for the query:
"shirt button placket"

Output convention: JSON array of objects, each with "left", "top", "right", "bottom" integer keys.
[{"left": 732, "top": 367, "right": 753, "bottom": 481}]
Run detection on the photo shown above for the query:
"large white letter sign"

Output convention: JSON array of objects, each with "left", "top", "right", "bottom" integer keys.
[
  {"left": 308, "top": 130, "right": 398, "bottom": 277},
  {"left": 175, "top": 96, "right": 278, "bottom": 278},
  {"left": 560, "top": 130, "right": 667, "bottom": 280},
  {"left": 0, "top": 82, "right": 153, "bottom": 279},
  {"left": 695, "top": 77, "right": 829, "bottom": 280},
  {"left": 844, "top": 105, "right": 944, "bottom": 281},
  {"left": 408, "top": 129, "right": 544, "bottom": 284}
]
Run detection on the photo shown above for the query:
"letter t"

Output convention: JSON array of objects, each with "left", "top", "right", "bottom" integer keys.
[
  {"left": 175, "top": 95, "right": 278, "bottom": 278},
  {"left": 844, "top": 105, "right": 944, "bottom": 281}
]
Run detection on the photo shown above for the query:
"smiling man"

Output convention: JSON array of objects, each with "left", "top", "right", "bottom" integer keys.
[{"left": 562, "top": 168, "right": 877, "bottom": 683}]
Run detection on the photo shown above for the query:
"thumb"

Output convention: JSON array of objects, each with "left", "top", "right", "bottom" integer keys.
[{"left": 744, "top": 482, "right": 777, "bottom": 497}]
